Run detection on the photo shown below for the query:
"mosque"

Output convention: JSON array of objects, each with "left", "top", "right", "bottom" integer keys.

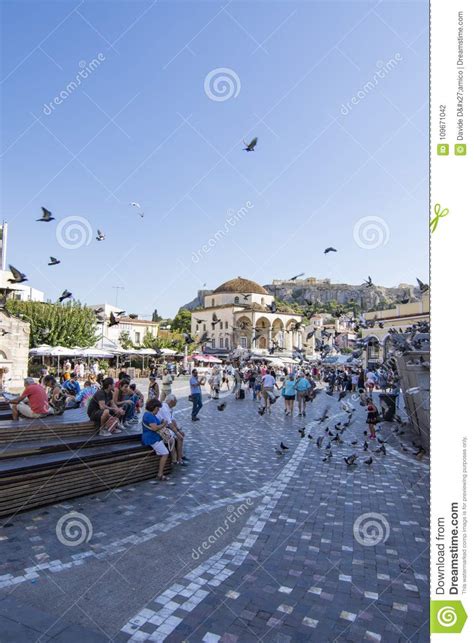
[{"left": 190, "top": 277, "right": 304, "bottom": 356}]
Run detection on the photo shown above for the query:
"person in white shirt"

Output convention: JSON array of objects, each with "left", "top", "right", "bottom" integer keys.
[
  {"left": 158, "top": 395, "right": 187, "bottom": 465},
  {"left": 262, "top": 370, "right": 279, "bottom": 413}
]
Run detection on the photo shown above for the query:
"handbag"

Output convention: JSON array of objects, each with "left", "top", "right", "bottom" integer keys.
[{"left": 143, "top": 420, "right": 175, "bottom": 450}]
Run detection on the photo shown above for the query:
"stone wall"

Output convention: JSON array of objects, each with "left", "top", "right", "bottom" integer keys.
[
  {"left": 0, "top": 312, "right": 30, "bottom": 390},
  {"left": 396, "top": 351, "right": 430, "bottom": 451}
]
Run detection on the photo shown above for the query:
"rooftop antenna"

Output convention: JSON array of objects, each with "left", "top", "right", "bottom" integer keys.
[{"left": 112, "top": 285, "right": 124, "bottom": 307}]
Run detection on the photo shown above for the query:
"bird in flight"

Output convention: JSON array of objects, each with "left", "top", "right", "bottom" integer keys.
[
  {"left": 242, "top": 294, "right": 251, "bottom": 300},
  {"left": 128, "top": 314, "right": 138, "bottom": 319},
  {"left": 211, "top": 312, "right": 221, "bottom": 329},
  {"left": 48, "top": 257, "right": 60, "bottom": 266},
  {"left": 129, "top": 202, "right": 144, "bottom": 217},
  {"left": 58, "top": 289, "right": 72, "bottom": 303},
  {"left": 37, "top": 207, "right": 55, "bottom": 222},
  {"left": 108, "top": 312, "right": 120, "bottom": 327},
  {"left": 289, "top": 273, "right": 304, "bottom": 281},
  {"left": 96, "top": 230, "right": 105, "bottom": 241},
  {"left": 363, "top": 276, "right": 373, "bottom": 287},
  {"left": 243, "top": 137, "right": 258, "bottom": 152},
  {"left": 416, "top": 278, "right": 429, "bottom": 293},
  {"left": 324, "top": 247, "right": 337, "bottom": 254},
  {"left": 267, "top": 301, "right": 277, "bottom": 314},
  {"left": 8, "top": 265, "right": 28, "bottom": 283}
]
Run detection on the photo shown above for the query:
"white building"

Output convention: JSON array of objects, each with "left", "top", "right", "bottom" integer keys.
[
  {"left": 89, "top": 303, "right": 161, "bottom": 347},
  {"left": 191, "top": 277, "right": 304, "bottom": 355}
]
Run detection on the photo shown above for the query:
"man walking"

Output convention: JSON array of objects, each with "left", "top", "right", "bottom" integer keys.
[{"left": 189, "top": 368, "right": 205, "bottom": 421}]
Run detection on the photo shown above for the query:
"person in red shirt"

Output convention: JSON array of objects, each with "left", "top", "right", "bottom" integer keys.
[{"left": 10, "top": 378, "right": 52, "bottom": 420}]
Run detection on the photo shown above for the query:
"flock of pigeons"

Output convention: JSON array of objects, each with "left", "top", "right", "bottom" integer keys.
[{"left": 271, "top": 396, "right": 426, "bottom": 464}]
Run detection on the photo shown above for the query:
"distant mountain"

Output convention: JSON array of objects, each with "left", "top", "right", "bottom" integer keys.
[{"left": 181, "top": 290, "right": 213, "bottom": 311}]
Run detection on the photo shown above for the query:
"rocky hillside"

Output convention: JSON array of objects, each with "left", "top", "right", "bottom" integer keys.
[
  {"left": 182, "top": 280, "right": 419, "bottom": 312},
  {"left": 264, "top": 279, "right": 418, "bottom": 310}
]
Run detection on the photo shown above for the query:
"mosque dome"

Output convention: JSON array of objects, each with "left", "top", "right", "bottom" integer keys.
[{"left": 213, "top": 277, "right": 269, "bottom": 296}]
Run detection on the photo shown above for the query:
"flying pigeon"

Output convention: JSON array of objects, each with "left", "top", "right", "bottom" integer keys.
[
  {"left": 243, "top": 137, "right": 258, "bottom": 152},
  {"left": 289, "top": 273, "right": 304, "bottom": 281},
  {"left": 242, "top": 294, "right": 251, "bottom": 300},
  {"left": 58, "top": 290, "right": 72, "bottom": 303},
  {"left": 129, "top": 202, "right": 141, "bottom": 209},
  {"left": 48, "top": 257, "right": 60, "bottom": 266},
  {"left": 108, "top": 312, "right": 120, "bottom": 327},
  {"left": 8, "top": 265, "right": 28, "bottom": 283},
  {"left": 416, "top": 278, "right": 429, "bottom": 293},
  {"left": 324, "top": 247, "right": 337, "bottom": 254},
  {"left": 37, "top": 207, "right": 54, "bottom": 222},
  {"left": 211, "top": 313, "right": 221, "bottom": 329},
  {"left": 198, "top": 331, "right": 209, "bottom": 345},
  {"left": 128, "top": 314, "right": 138, "bottom": 319},
  {"left": 0, "top": 329, "right": 9, "bottom": 336},
  {"left": 363, "top": 276, "right": 373, "bottom": 288},
  {"left": 96, "top": 230, "right": 105, "bottom": 241},
  {"left": 183, "top": 333, "right": 194, "bottom": 345}
]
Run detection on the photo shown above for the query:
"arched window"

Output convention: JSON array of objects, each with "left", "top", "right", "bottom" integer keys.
[
  {"left": 211, "top": 298, "right": 215, "bottom": 307},
  {"left": 261, "top": 298, "right": 264, "bottom": 305},
  {"left": 234, "top": 296, "right": 240, "bottom": 304}
]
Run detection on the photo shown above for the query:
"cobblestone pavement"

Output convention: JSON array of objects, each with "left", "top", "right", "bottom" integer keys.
[{"left": 0, "top": 385, "right": 429, "bottom": 642}]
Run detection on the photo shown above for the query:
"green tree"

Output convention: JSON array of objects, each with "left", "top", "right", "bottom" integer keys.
[
  {"left": 171, "top": 308, "right": 191, "bottom": 333},
  {"left": 6, "top": 300, "right": 98, "bottom": 348},
  {"left": 118, "top": 330, "right": 134, "bottom": 349}
]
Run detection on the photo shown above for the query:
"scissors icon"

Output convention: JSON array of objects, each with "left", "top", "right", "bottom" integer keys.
[{"left": 430, "top": 203, "right": 449, "bottom": 233}]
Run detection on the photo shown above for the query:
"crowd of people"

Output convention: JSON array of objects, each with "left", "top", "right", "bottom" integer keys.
[{"left": 5, "top": 358, "right": 400, "bottom": 480}]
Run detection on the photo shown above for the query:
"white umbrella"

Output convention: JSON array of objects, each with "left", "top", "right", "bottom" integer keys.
[
  {"left": 80, "top": 348, "right": 115, "bottom": 358},
  {"left": 29, "top": 344, "right": 53, "bottom": 356},
  {"left": 159, "top": 348, "right": 176, "bottom": 355}
]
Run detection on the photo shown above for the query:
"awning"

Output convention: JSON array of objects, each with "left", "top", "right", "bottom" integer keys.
[{"left": 190, "top": 354, "right": 222, "bottom": 364}]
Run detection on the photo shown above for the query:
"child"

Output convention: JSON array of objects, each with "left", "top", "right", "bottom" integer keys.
[{"left": 366, "top": 397, "right": 379, "bottom": 439}]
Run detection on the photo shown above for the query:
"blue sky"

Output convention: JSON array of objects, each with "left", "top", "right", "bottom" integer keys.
[{"left": 1, "top": 0, "right": 429, "bottom": 318}]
